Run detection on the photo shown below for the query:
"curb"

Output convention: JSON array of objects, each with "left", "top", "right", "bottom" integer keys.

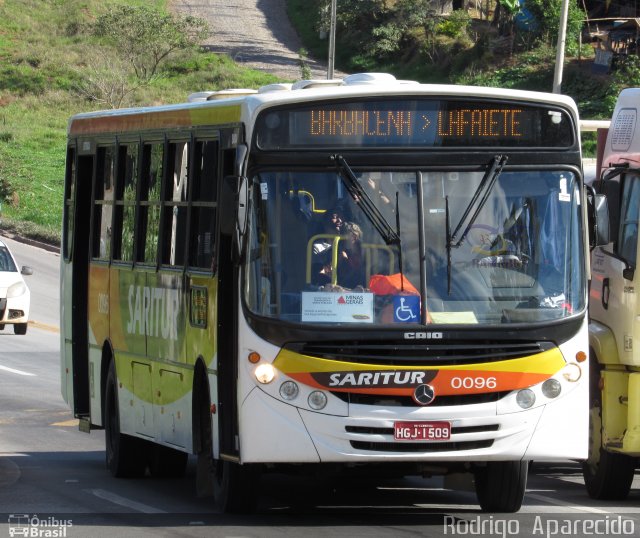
[{"left": 0, "top": 230, "right": 60, "bottom": 254}]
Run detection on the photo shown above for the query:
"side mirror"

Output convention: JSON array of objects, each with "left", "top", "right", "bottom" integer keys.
[
  {"left": 219, "top": 175, "right": 240, "bottom": 235},
  {"left": 586, "top": 185, "right": 610, "bottom": 248},
  {"left": 21, "top": 265, "right": 34, "bottom": 276},
  {"left": 219, "top": 175, "right": 247, "bottom": 265}
]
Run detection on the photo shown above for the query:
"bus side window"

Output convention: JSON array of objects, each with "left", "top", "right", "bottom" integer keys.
[
  {"left": 188, "top": 139, "right": 218, "bottom": 271},
  {"left": 113, "top": 143, "right": 139, "bottom": 262},
  {"left": 91, "top": 146, "right": 115, "bottom": 260},
  {"left": 161, "top": 141, "right": 189, "bottom": 267},
  {"left": 137, "top": 142, "right": 163, "bottom": 265}
]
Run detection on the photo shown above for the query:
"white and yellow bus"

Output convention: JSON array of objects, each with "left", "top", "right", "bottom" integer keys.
[{"left": 61, "top": 73, "right": 600, "bottom": 513}]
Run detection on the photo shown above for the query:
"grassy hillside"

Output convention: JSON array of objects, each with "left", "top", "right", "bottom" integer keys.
[{"left": 0, "top": 0, "right": 278, "bottom": 244}]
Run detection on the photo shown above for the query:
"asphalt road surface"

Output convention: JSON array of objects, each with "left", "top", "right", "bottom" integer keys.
[{"left": 1, "top": 237, "right": 640, "bottom": 537}]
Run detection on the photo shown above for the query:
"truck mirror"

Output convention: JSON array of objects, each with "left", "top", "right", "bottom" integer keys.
[{"left": 587, "top": 185, "right": 610, "bottom": 248}]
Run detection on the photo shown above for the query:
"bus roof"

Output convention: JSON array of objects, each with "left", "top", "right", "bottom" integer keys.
[{"left": 68, "top": 73, "right": 579, "bottom": 137}]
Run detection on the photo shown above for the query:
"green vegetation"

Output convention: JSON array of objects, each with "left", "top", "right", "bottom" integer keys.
[
  {"left": 2, "top": 0, "right": 640, "bottom": 245},
  {"left": 0, "top": 0, "right": 277, "bottom": 244}
]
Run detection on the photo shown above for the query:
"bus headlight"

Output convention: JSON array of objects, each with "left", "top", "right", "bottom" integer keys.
[
  {"left": 541, "top": 378, "right": 562, "bottom": 399},
  {"left": 279, "top": 380, "right": 299, "bottom": 400},
  {"left": 308, "top": 391, "right": 328, "bottom": 410},
  {"left": 516, "top": 389, "right": 535, "bottom": 409},
  {"left": 254, "top": 363, "right": 276, "bottom": 384}
]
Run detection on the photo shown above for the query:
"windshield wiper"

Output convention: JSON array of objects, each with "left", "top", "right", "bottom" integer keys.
[
  {"left": 448, "top": 154, "right": 508, "bottom": 248},
  {"left": 331, "top": 154, "right": 400, "bottom": 245},
  {"left": 445, "top": 154, "right": 508, "bottom": 294}
]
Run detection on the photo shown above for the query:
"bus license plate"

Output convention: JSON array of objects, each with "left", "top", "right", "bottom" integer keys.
[{"left": 394, "top": 421, "right": 451, "bottom": 441}]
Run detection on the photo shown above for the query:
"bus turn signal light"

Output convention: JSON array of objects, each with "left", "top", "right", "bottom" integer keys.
[{"left": 248, "top": 351, "right": 261, "bottom": 363}]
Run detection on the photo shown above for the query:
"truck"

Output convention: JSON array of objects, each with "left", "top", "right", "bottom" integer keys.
[{"left": 585, "top": 87, "right": 640, "bottom": 499}]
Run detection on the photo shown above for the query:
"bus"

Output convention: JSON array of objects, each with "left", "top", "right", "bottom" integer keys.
[
  {"left": 61, "top": 72, "right": 601, "bottom": 513},
  {"left": 584, "top": 87, "right": 640, "bottom": 500}
]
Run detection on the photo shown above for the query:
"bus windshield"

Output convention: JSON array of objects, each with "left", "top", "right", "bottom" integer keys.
[{"left": 244, "top": 167, "right": 585, "bottom": 326}]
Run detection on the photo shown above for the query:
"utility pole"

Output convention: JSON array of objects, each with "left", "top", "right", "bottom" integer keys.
[
  {"left": 553, "top": 0, "right": 570, "bottom": 93},
  {"left": 328, "top": 0, "right": 337, "bottom": 79}
]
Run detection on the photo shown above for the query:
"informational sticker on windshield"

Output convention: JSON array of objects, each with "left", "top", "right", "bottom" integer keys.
[{"left": 302, "top": 292, "right": 374, "bottom": 323}]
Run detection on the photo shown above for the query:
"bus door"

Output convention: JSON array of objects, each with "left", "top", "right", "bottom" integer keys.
[
  {"left": 184, "top": 138, "right": 227, "bottom": 457},
  {"left": 62, "top": 142, "right": 93, "bottom": 418}
]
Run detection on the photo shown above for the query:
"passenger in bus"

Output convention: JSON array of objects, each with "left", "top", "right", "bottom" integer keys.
[{"left": 337, "top": 222, "right": 366, "bottom": 289}]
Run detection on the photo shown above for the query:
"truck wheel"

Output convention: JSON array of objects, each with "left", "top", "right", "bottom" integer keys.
[
  {"left": 474, "top": 461, "right": 528, "bottom": 512},
  {"left": 582, "top": 394, "right": 635, "bottom": 499},
  {"left": 104, "top": 361, "right": 147, "bottom": 477},
  {"left": 13, "top": 323, "right": 27, "bottom": 335}
]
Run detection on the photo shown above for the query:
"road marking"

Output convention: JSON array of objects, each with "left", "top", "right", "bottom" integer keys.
[
  {"left": 29, "top": 320, "right": 60, "bottom": 333},
  {"left": 0, "top": 364, "right": 35, "bottom": 376},
  {"left": 51, "top": 419, "right": 79, "bottom": 427},
  {"left": 88, "top": 489, "right": 166, "bottom": 514},
  {"left": 526, "top": 492, "right": 610, "bottom": 514}
]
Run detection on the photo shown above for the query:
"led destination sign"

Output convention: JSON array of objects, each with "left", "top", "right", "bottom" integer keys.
[{"left": 255, "top": 99, "right": 573, "bottom": 149}]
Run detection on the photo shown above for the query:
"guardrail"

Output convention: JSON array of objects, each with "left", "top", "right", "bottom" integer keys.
[{"left": 580, "top": 120, "right": 610, "bottom": 132}]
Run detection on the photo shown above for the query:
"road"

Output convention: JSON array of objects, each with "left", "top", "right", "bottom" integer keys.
[
  {"left": 170, "top": 0, "right": 344, "bottom": 81},
  {"left": 1, "top": 237, "right": 640, "bottom": 536}
]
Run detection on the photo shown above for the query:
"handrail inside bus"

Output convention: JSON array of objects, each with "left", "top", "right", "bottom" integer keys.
[{"left": 288, "top": 190, "right": 326, "bottom": 214}]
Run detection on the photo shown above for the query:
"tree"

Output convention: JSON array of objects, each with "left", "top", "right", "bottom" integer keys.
[
  {"left": 73, "top": 50, "right": 142, "bottom": 109},
  {"left": 92, "top": 6, "right": 209, "bottom": 82}
]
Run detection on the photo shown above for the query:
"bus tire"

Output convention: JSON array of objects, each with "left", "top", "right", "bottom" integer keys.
[
  {"left": 104, "top": 361, "right": 147, "bottom": 478},
  {"left": 474, "top": 460, "right": 528, "bottom": 512},
  {"left": 213, "top": 459, "right": 261, "bottom": 514},
  {"left": 148, "top": 444, "right": 188, "bottom": 478},
  {"left": 13, "top": 323, "right": 27, "bottom": 335}
]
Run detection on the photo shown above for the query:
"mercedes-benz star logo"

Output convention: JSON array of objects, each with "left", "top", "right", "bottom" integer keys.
[{"left": 413, "top": 384, "right": 436, "bottom": 406}]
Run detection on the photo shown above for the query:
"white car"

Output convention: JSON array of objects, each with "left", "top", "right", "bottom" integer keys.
[{"left": 0, "top": 239, "right": 32, "bottom": 335}]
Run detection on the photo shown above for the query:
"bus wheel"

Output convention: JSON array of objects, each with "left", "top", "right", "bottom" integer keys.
[
  {"left": 104, "top": 361, "right": 147, "bottom": 478},
  {"left": 213, "top": 459, "right": 261, "bottom": 513},
  {"left": 148, "top": 444, "right": 188, "bottom": 478},
  {"left": 582, "top": 397, "right": 635, "bottom": 499},
  {"left": 13, "top": 323, "right": 27, "bottom": 335},
  {"left": 474, "top": 461, "right": 528, "bottom": 512}
]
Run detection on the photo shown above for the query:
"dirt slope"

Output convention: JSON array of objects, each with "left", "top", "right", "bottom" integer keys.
[{"left": 170, "top": 0, "right": 342, "bottom": 81}]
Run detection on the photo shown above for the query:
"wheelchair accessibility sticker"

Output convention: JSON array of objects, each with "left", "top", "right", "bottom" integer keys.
[{"left": 393, "top": 295, "right": 420, "bottom": 322}]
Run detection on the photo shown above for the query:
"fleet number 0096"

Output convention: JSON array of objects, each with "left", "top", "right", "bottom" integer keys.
[{"left": 450, "top": 376, "right": 497, "bottom": 389}]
